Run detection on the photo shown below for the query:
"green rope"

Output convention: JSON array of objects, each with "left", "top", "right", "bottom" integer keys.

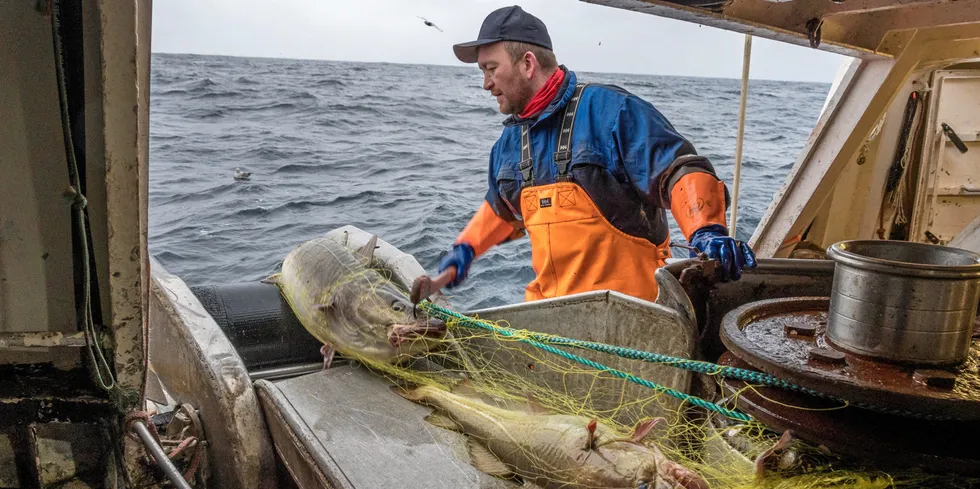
[
  {"left": 420, "top": 302, "right": 753, "bottom": 422},
  {"left": 51, "top": 0, "right": 119, "bottom": 396},
  {"left": 420, "top": 302, "right": 961, "bottom": 422}
]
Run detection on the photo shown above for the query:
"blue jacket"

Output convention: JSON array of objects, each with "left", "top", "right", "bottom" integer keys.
[{"left": 485, "top": 67, "right": 724, "bottom": 246}]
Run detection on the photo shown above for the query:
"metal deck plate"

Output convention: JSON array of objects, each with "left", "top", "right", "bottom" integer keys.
[
  {"left": 720, "top": 297, "right": 980, "bottom": 420},
  {"left": 255, "top": 363, "right": 518, "bottom": 489}
]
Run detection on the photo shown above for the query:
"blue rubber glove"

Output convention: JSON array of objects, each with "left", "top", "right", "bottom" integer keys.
[
  {"left": 688, "top": 224, "right": 758, "bottom": 282},
  {"left": 438, "top": 243, "right": 475, "bottom": 288}
]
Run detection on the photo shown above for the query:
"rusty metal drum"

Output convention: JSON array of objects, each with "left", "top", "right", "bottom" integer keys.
[{"left": 826, "top": 240, "right": 980, "bottom": 365}]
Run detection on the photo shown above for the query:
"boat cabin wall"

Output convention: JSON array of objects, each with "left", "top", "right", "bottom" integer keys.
[
  {"left": 0, "top": 0, "right": 151, "bottom": 382},
  {"left": 800, "top": 56, "right": 980, "bottom": 254},
  {"left": 803, "top": 69, "right": 932, "bottom": 252},
  {"left": 0, "top": 1, "right": 153, "bottom": 485},
  {"left": 0, "top": 1, "right": 85, "bottom": 368}
]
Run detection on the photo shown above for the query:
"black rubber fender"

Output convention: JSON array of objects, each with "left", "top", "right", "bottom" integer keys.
[{"left": 190, "top": 282, "right": 322, "bottom": 371}]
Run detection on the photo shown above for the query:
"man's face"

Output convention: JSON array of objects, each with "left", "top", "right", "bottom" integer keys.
[{"left": 478, "top": 43, "right": 534, "bottom": 115}]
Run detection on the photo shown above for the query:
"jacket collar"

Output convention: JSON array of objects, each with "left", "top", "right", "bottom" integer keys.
[{"left": 502, "top": 66, "right": 576, "bottom": 128}]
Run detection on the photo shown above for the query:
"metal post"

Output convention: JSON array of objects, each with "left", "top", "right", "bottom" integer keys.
[
  {"left": 131, "top": 421, "right": 193, "bottom": 489},
  {"left": 730, "top": 33, "right": 752, "bottom": 238}
]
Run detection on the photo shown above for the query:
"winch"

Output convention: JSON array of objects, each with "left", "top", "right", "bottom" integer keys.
[{"left": 719, "top": 240, "right": 980, "bottom": 475}]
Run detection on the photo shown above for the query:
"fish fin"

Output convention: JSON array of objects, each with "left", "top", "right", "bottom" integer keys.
[
  {"left": 585, "top": 419, "right": 598, "bottom": 451},
  {"left": 664, "top": 460, "right": 710, "bottom": 489},
  {"left": 524, "top": 393, "right": 550, "bottom": 415},
  {"left": 466, "top": 439, "right": 512, "bottom": 478},
  {"left": 754, "top": 430, "right": 794, "bottom": 479},
  {"left": 630, "top": 417, "right": 665, "bottom": 443},
  {"left": 450, "top": 378, "right": 482, "bottom": 399},
  {"left": 314, "top": 291, "right": 338, "bottom": 313},
  {"left": 423, "top": 412, "right": 461, "bottom": 432},
  {"left": 355, "top": 235, "right": 379, "bottom": 261},
  {"left": 260, "top": 273, "right": 282, "bottom": 285},
  {"left": 389, "top": 384, "right": 425, "bottom": 402},
  {"left": 320, "top": 344, "right": 336, "bottom": 370}
]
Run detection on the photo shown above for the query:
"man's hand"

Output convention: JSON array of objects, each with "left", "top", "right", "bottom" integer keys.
[
  {"left": 688, "top": 224, "right": 757, "bottom": 282},
  {"left": 438, "top": 243, "right": 475, "bottom": 288}
]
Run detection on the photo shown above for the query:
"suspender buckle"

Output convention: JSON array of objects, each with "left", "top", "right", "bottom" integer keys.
[
  {"left": 519, "top": 159, "right": 534, "bottom": 184},
  {"left": 554, "top": 153, "right": 571, "bottom": 180}
]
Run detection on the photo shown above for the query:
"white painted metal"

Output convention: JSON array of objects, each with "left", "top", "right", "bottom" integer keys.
[
  {"left": 0, "top": 1, "right": 78, "bottom": 367},
  {"left": 821, "top": 59, "right": 853, "bottom": 118},
  {"left": 752, "top": 28, "right": 980, "bottom": 257},
  {"left": 810, "top": 72, "right": 928, "bottom": 247},
  {"left": 910, "top": 70, "right": 980, "bottom": 244},
  {"left": 100, "top": 0, "right": 150, "bottom": 402},
  {"left": 730, "top": 34, "right": 751, "bottom": 238},
  {"left": 150, "top": 257, "right": 278, "bottom": 489},
  {"left": 750, "top": 57, "right": 888, "bottom": 256},
  {"left": 949, "top": 216, "right": 980, "bottom": 254},
  {"left": 583, "top": 0, "right": 980, "bottom": 58}
]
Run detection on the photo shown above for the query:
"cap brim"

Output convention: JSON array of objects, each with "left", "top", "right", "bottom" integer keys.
[{"left": 452, "top": 39, "right": 499, "bottom": 63}]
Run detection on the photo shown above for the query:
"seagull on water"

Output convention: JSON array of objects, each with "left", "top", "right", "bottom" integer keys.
[
  {"left": 418, "top": 16, "right": 443, "bottom": 32},
  {"left": 234, "top": 167, "right": 251, "bottom": 181}
]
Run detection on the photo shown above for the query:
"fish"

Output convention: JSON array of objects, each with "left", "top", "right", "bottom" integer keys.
[
  {"left": 392, "top": 382, "right": 708, "bottom": 489},
  {"left": 265, "top": 235, "right": 447, "bottom": 368}
]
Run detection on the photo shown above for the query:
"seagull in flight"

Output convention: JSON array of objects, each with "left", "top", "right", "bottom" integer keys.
[{"left": 418, "top": 16, "right": 443, "bottom": 32}]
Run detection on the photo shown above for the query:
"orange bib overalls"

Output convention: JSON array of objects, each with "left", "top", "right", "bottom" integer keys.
[{"left": 517, "top": 84, "right": 671, "bottom": 303}]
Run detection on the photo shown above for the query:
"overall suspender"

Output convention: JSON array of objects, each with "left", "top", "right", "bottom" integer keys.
[{"left": 518, "top": 83, "right": 588, "bottom": 187}]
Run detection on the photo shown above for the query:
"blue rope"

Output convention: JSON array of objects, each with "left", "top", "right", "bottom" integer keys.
[{"left": 421, "top": 302, "right": 753, "bottom": 422}]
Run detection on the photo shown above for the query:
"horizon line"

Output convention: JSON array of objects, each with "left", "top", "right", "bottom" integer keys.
[{"left": 151, "top": 50, "right": 836, "bottom": 85}]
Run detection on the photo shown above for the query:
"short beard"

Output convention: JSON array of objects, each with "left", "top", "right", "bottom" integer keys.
[{"left": 503, "top": 79, "right": 536, "bottom": 116}]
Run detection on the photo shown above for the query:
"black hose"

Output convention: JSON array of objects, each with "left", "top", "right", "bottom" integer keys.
[{"left": 885, "top": 91, "right": 920, "bottom": 193}]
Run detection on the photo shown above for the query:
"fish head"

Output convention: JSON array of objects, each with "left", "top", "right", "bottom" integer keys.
[
  {"left": 330, "top": 280, "right": 448, "bottom": 360},
  {"left": 594, "top": 441, "right": 662, "bottom": 489},
  {"left": 591, "top": 439, "right": 705, "bottom": 489}
]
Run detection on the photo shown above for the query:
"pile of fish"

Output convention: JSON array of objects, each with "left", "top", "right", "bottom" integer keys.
[{"left": 269, "top": 234, "right": 707, "bottom": 488}]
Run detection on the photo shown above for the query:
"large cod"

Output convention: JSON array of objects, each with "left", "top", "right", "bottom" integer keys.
[
  {"left": 266, "top": 235, "right": 447, "bottom": 368},
  {"left": 394, "top": 382, "right": 708, "bottom": 489}
]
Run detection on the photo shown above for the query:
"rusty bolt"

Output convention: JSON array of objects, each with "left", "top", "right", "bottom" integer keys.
[
  {"left": 912, "top": 369, "right": 957, "bottom": 390},
  {"left": 784, "top": 324, "right": 817, "bottom": 338},
  {"left": 808, "top": 347, "right": 846, "bottom": 366}
]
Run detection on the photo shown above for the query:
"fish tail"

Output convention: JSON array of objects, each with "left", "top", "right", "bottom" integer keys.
[{"left": 260, "top": 273, "right": 282, "bottom": 286}]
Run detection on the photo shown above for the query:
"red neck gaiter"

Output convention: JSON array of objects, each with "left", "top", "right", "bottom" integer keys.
[{"left": 518, "top": 68, "right": 565, "bottom": 119}]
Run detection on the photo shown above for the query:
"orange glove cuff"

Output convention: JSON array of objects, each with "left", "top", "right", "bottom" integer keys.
[
  {"left": 670, "top": 172, "right": 728, "bottom": 240},
  {"left": 456, "top": 201, "right": 520, "bottom": 257}
]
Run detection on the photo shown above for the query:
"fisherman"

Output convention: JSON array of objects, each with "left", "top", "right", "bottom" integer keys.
[{"left": 425, "top": 5, "right": 756, "bottom": 304}]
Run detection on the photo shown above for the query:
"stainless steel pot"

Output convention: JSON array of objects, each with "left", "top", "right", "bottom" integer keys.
[{"left": 826, "top": 240, "right": 980, "bottom": 365}]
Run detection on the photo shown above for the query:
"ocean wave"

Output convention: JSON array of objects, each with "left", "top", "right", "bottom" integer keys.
[
  {"left": 323, "top": 103, "right": 385, "bottom": 116},
  {"left": 148, "top": 53, "right": 830, "bottom": 311},
  {"left": 225, "top": 101, "right": 314, "bottom": 115},
  {"left": 184, "top": 108, "right": 225, "bottom": 119},
  {"left": 190, "top": 90, "right": 244, "bottom": 100},
  {"left": 458, "top": 106, "right": 499, "bottom": 116},
  {"left": 313, "top": 78, "right": 348, "bottom": 88}
]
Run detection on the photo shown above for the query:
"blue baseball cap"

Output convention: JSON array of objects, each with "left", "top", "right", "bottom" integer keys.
[{"left": 453, "top": 6, "right": 553, "bottom": 63}]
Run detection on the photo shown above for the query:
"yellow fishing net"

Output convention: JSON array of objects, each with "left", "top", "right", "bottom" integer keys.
[
  {"left": 342, "top": 311, "right": 970, "bottom": 487},
  {"left": 278, "top": 248, "right": 973, "bottom": 489}
]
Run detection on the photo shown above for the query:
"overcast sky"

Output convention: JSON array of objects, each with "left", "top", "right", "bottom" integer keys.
[{"left": 152, "top": 0, "right": 849, "bottom": 83}]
